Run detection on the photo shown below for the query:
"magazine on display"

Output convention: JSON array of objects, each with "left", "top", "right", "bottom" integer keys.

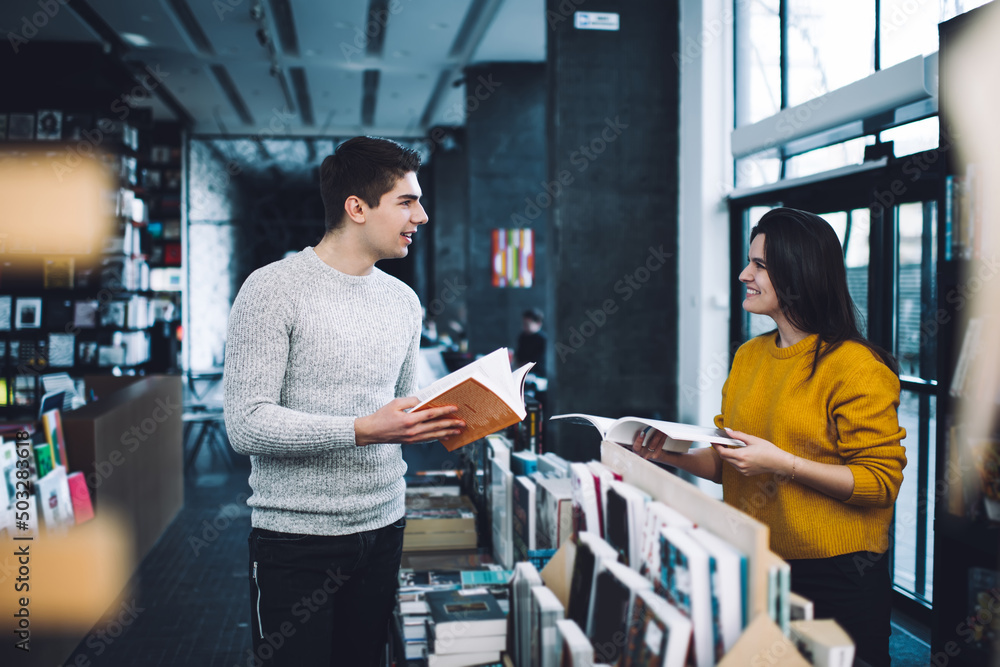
[{"left": 550, "top": 413, "right": 745, "bottom": 451}]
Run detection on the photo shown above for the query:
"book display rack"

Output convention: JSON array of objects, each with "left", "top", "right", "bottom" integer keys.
[{"left": 394, "top": 431, "right": 824, "bottom": 666}]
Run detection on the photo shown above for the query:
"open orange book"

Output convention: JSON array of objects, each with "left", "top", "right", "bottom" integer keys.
[{"left": 410, "top": 347, "right": 534, "bottom": 451}]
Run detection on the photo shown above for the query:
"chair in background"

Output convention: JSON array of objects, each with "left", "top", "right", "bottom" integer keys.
[{"left": 182, "top": 370, "right": 231, "bottom": 476}]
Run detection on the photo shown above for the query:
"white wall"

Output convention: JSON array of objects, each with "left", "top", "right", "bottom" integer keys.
[{"left": 677, "top": 0, "right": 735, "bottom": 496}]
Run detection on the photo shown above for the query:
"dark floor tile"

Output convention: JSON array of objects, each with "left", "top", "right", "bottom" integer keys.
[{"left": 63, "top": 469, "right": 253, "bottom": 667}]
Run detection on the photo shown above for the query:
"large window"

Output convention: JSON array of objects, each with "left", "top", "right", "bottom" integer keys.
[
  {"left": 786, "top": 0, "right": 876, "bottom": 107},
  {"left": 728, "top": 159, "right": 942, "bottom": 614},
  {"left": 731, "top": 0, "right": 993, "bottom": 625},
  {"left": 734, "top": 0, "right": 989, "bottom": 189}
]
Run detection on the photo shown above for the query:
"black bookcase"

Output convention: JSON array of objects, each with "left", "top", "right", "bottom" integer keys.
[
  {"left": 0, "top": 43, "right": 183, "bottom": 419},
  {"left": 0, "top": 124, "right": 152, "bottom": 418},
  {"left": 136, "top": 120, "right": 184, "bottom": 374}
]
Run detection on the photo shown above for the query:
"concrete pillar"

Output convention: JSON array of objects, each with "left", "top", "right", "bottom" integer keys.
[{"left": 545, "top": 0, "right": 681, "bottom": 458}]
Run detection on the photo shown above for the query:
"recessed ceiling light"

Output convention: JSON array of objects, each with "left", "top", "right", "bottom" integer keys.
[{"left": 121, "top": 32, "right": 153, "bottom": 47}]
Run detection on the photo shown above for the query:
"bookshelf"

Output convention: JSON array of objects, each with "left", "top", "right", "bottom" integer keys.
[
  {"left": 136, "top": 120, "right": 184, "bottom": 373},
  {"left": 0, "top": 110, "right": 173, "bottom": 418},
  {"left": 931, "top": 5, "right": 1000, "bottom": 665}
]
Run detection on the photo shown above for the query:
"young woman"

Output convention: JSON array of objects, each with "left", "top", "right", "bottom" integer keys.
[{"left": 635, "top": 207, "right": 906, "bottom": 667}]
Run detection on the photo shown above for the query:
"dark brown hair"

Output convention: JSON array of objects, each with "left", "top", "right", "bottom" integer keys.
[
  {"left": 319, "top": 136, "right": 421, "bottom": 233},
  {"left": 751, "top": 207, "right": 898, "bottom": 377}
]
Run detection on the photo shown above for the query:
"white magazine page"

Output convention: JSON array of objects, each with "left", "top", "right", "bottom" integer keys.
[
  {"left": 605, "top": 417, "right": 744, "bottom": 447},
  {"left": 549, "top": 413, "right": 618, "bottom": 437}
]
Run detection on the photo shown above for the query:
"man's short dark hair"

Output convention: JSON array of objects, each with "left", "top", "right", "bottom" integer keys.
[
  {"left": 319, "top": 136, "right": 421, "bottom": 233},
  {"left": 523, "top": 308, "right": 544, "bottom": 324}
]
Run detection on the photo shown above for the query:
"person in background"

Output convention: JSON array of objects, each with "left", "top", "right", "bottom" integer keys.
[
  {"left": 420, "top": 307, "right": 439, "bottom": 347},
  {"left": 224, "top": 136, "right": 466, "bottom": 667},
  {"left": 515, "top": 307, "right": 547, "bottom": 377},
  {"left": 633, "top": 207, "right": 906, "bottom": 667}
]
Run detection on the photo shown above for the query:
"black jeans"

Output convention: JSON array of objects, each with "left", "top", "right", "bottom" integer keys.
[
  {"left": 247, "top": 517, "right": 406, "bottom": 667},
  {"left": 788, "top": 550, "right": 892, "bottom": 667}
]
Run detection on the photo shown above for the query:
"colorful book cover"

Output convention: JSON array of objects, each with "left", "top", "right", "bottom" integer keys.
[
  {"left": 590, "top": 561, "right": 653, "bottom": 665},
  {"left": 621, "top": 589, "right": 693, "bottom": 667},
  {"left": 41, "top": 409, "right": 67, "bottom": 468},
  {"left": 511, "top": 476, "right": 536, "bottom": 563},
  {"left": 34, "top": 443, "right": 54, "bottom": 478},
  {"left": 659, "top": 526, "right": 714, "bottom": 667},
  {"left": 67, "top": 471, "right": 94, "bottom": 524},
  {"left": 460, "top": 569, "right": 512, "bottom": 588},
  {"left": 690, "top": 526, "right": 747, "bottom": 656},
  {"left": 622, "top": 591, "right": 668, "bottom": 666}
]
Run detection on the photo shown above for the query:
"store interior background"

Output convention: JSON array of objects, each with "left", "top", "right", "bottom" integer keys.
[
  {"left": 2, "top": 0, "right": 692, "bottom": 456},
  {"left": 3, "top": 0, "right": 1000, "bottom": 664}
]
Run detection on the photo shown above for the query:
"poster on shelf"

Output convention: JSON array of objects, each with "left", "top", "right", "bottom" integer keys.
[
  {"left": 35, "top": 110, "right": 63, "bottom": 140},
  {"left": 0, "top": 295, "right": 11, "bottom": 331},
  {"left": 14, "top": 297, "right": 42, "bottom": 329}
]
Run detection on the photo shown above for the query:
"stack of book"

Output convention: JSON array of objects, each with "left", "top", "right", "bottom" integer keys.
[
  {"left": 404, "top": 490, "right": 478, "bottom": 552},
  {"left": 396, "top": 569, "right": 463, "bottom": 662},
  {"left": 424, "top": 588, "right": 508, "bottom": 667}
]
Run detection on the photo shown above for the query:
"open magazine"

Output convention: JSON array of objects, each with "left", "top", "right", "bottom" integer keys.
[
  {"left": 549, "top": 413, "right": 745, "bottom": 452},
  {"left": 411, "top": 347, "right": 534, "bottom": 451}
]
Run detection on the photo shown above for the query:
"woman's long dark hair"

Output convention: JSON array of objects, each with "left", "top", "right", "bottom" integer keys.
[{"left": 751, "top": 207, "right": 898, "bottom": 377}]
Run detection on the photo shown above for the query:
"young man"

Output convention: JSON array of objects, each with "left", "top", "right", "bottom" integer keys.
[{"left": 223, "top": 136, "right": 466, "bottom": 666}]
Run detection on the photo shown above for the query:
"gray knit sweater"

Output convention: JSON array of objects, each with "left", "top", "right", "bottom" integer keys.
[{"left": 223, "top": 247, "right": 421, "bottom": 535}]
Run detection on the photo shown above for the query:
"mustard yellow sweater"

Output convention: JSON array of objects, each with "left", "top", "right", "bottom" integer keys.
[{"left": 714, "top": 333, "right": 907, "bottom": 560}]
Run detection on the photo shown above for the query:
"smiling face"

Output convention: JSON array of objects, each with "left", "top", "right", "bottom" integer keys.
[
  {"left": 739, "top": 233, "right": 784, "bottom": 322},
  {"left": 358, "top": 171, "right": 428, "bottom": 262}
]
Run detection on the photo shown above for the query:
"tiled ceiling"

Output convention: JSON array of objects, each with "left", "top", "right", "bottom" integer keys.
[{"left": 1, "top": 0, "right": 545, "bottom": 137}]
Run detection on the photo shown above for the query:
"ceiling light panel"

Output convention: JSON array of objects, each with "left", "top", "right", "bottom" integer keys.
[
  {"left": 156, "top": 66, "right": 242, "bottom": 134},
  {"left": 0, "top": 2, "right": 99, "bottom": 43},
  {"left": 294, "top": 0, "right": 369, "bottom": 69},
  {"left": 184, "top": 0, "right": 270, "bottom": 61},
  {"left": 382, "top": 0, "right": 471, "bottom": 67},
  {"left": 473, "top": 0, "right": 545, "bottom": 63},
  {"left": 373, "top": 71, "right": 437, "bottom": 132},
  {"left": 218, "top": 60, "right": 293, "bottom": 131},
  {"left": 88, "top": 0, "right": 203, "bottom": 53},
  {"left": 427, "top": 80, "right": 469, "bottom": 128},
  {"left": 306, "top": 66, "right": 362, "bottom": 135}
]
